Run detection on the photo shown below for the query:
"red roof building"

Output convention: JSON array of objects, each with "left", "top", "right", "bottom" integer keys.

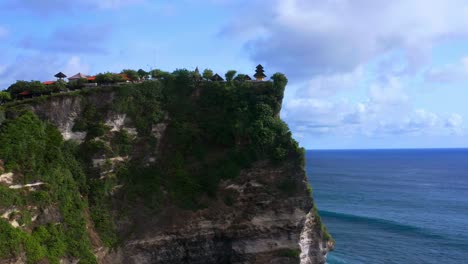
[
  {"left": 118, "top": 74, "right": 130, "bottom": 81},
  {"left": 43, "top": 81, "right": 56, "bottom": 85}
]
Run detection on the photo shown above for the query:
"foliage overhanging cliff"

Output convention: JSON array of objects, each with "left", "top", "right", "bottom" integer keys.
[{"left": 0, "top": 70, "right": 332, "bottom": 264}]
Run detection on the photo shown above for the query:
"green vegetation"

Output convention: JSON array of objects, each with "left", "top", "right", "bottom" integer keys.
[
  {"left": 0, "top": 112, "right": 97, "bottom": 263},
  {"left": 95, "top": 72, "right": 126, "bottom": 84},
  {"left": 7, "top": 80, "right": 46, "bottom": 97},
  {"left": 225, "top": 70, "right": 237, "bottom": 82},
  {"left": 275, "top": 248, "right": 300, "bottom": 258},
  {"left": 202, "top": 68, "right": 214, "bottom": 80},
  {"left": 68, "top": 78, "right": 89, "bottom": 90},
  {"left": 137, "top": 69, "right": 149, "bottom": 79},
  {"left": 0, "top": 68, "right": 314, "bottom": 260},
  {"left": 104, "top": 70, "right": 303, "bottom": 210},
  {"left": 313, "top": 204, "right": 334, "bottom": 242},
  {"left": 150, "top": 69, "right": 171, "bottom": 80},
  {"left": 121, "top": 69, "right": 139, "bottom": 82},
  {"left": 0, "top": 91, "right": 12, "bottom": 104}
]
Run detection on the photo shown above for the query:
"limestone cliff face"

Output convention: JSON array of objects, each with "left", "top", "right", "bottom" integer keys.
[
  {"left": 102, "top": 161, "right": 331, "bottom": 264},
  {"left": 1, "top": 81, "right": 333, "bottom": 264}
]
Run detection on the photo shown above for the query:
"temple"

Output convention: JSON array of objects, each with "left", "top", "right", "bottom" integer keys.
[{"left": 254, "top": 64, "right": 266, "bottom": 81}]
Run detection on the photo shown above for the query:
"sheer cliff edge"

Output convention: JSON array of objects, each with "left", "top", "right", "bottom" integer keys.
[{"left": 0, "top": 70, "right": 333, "bottom": 264}]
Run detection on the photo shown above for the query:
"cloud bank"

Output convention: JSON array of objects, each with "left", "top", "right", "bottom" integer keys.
[{"left": 223, "top": 0, "right": 468, "bottom": 143}]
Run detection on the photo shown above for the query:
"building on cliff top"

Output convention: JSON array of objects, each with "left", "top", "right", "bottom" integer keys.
[
  {"left": 210, "top": 73, "right": 224, "bottom": 82},
  {"left": 254, "top": 64, "right": 266, "bottom": 81},
  {"left": 68, "top": 72, "right": 89, "bottom": 81},
  {"left": 54, "top": 72, "right": 67, "bottom": 80}
]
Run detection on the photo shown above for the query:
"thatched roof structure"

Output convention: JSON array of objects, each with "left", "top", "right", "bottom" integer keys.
[
  {"left": 54, "top": 72, "right": 67, "bottom": 79},
  {"left": 68, "top": 73, "right": 88, "bottom": 80},
  {"left": 210, "top": 73, "right": 224, "bottom": 82}
]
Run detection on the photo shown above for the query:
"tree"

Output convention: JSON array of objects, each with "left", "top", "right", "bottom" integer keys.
[
  {"left": 225, "top": 70, "right": 237, "bottom": 82},
  {"left": 271, "top": 72, "right": 288, "bottom": 87},
  {"left": 113, "top": 74, "right": 126, "bottom": 83},
  {"left": 137, "top": 69, "right": 149, "bottom": 79},
  {"left": 234, "top": 74, "right": 246, "bottom": 81},
  {"left": 172, "top": 69, "right": 192, "bottom": 86},
  {"left": 202, "top": 69, "right": 213, "bottom": 80},
  {"left": 50, "top": 80, "right": 67, "bottom": 92},
  {"left": 151, "top": 69, "right": 171, "bottom": 80},
  {"left": 7, "top": 81, "right": 30, "bottom": 96},
  {"left": 95, "top": 72, "right": 115, "bottom": 84},
  {"left": 77, "top": 78, "right": 88, "bottom": 87},
  {"left": 191, "top": 67, "right": 201, "bottom": 81},
  {"left": 29, "top": 81, "right": 46, "bottom": 95},
  {"left": 0, "top": 91, "right": 11, "bottom": 104},
  {"left": 121, "top": 69, "right": 139, "bottom": 82}
]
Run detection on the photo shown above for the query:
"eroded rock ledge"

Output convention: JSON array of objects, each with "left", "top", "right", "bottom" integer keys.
[{"left": 102, "top": 161, "right": 332, "bottom": 264}]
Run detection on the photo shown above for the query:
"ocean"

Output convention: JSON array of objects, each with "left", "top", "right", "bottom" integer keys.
[{"left": 306, "top": 149, "right": 468, "bottom": 264}]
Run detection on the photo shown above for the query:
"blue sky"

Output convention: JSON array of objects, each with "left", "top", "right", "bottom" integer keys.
[{"left": 1, "top": 0, "right": 467, "bottom": 149}]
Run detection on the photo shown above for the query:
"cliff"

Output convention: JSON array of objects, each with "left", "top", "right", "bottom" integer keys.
[{"left": 0, "top": 71, "right": 333, "bottom": 264}]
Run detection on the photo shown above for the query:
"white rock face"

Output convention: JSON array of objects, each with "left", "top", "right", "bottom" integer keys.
[
  {"left": 92, "top": 156, "right": 128, "bottom": 168},
  {"left": 9, "top": 182, "right": 44, "bottom": 190},
  {"left": 62, "top": 129, "right": 87, "bottom": 142},
  {"left": 151, "top": 123, "right": 167, "bottom": 139},
  {"left": 105, "top": 113, "right": 138, "bottom": 136},
  {"left": 0, "top": 172, "right": 13, "bottom": 185},
  {"left": 59, "top": 106, "right": 86, "bottom": 142},
  {"left": 299, "top": 210, "right": 330, "bottom": 264},
  {"left": 1, "top": 208, "right": 20, "bottom": 228},
  {"left": 106, "top": 114, "right": 127, "bottom": 132},
  {"left": 300, "top": 211, "right": 314, "bottom": 264}
]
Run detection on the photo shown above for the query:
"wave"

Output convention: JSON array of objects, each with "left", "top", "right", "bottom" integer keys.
[{"left": 318, "top": 210, "right": 458, "bottom": 241}]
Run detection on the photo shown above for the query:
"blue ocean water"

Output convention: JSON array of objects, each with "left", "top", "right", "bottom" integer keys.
[{"left": 306, "top": 149, "right": 468, "bottom": 264}]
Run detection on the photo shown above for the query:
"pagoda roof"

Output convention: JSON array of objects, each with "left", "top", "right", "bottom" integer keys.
[
  {"left": 54, "top": 72, "right": 67, "bottom": 78},
  {"left": 254, "top": 72, "right": 266, "bottom": 78}
]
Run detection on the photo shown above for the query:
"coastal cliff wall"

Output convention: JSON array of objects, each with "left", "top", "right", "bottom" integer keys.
[{"left": 0, "top": 73, "right": 333, "bottom": 263}]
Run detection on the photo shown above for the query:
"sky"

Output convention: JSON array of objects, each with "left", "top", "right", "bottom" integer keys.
[{"left": 0, "top": 0, "right": 467, "bottom": 149}]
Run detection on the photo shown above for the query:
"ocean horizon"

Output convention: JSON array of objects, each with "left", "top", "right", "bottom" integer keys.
[{"left": 306, "top": 148, "right": 468, "bottom": 264}]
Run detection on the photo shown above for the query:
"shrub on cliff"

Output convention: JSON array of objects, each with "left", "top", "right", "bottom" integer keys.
[
  {"left": 0, "top": 91, "right": 11, "bottom": 104},
  {"left": 0, "top": 112, "right": 97, "bottom": 263},
  {"left": 7, "top": 80, "right": 49, "bottom": 96},
  {"left": 225, "top": 70, "right": 237, "bottom": 82},
  {"left": 121, "top": 69, "right": 139, "bottom": 82}
]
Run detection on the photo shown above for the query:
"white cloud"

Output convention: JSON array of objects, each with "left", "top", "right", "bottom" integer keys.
[
  {"left": 222, "top": 0, "right": 468, "bottom": 144},
  {"left": 283, "top": 75, "right": 465, "bottom": 138},
  {"left": 0, "top": 55, "right": 91, "bottom": 89},
  {"left": 296, "top": 67, "right": 364, "bottom": 98},
  {"left": 228, "top": 0, "right": 468, "bottom": 79},
  {"left": 64, "top": 56, "right": 91, "bottom": 76},
  {"left": 425, "top": 56, "right": 468, "bottom": 82},
  {"left": 446, "top": 113, "right": 464, "bottom": 135},
  {"left": 368, "top": 76, "right": 409, "bottom": 105}
]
